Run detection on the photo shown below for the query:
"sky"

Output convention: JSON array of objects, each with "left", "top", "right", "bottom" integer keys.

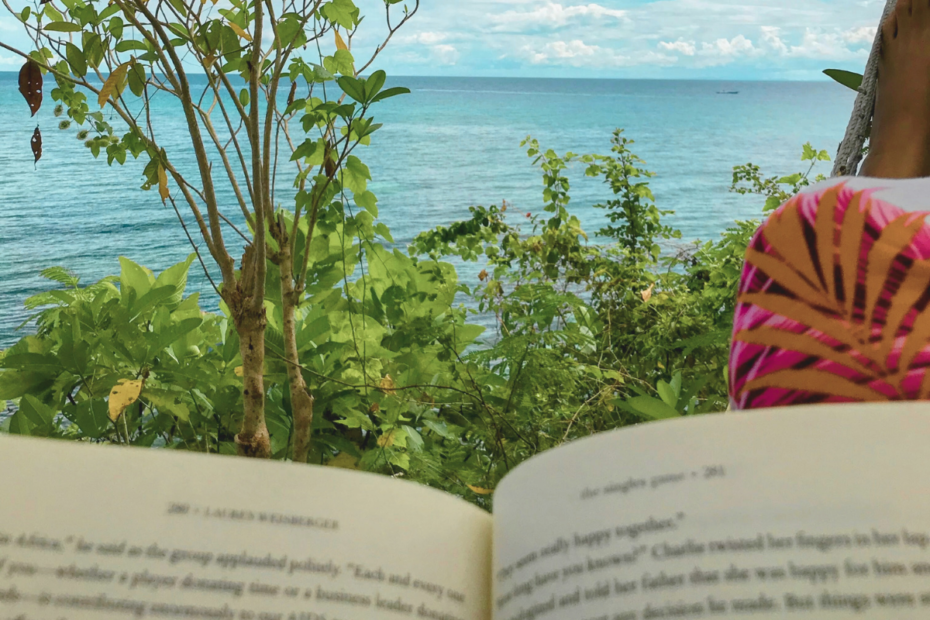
[
  {"left": 350, "top": 0, "right": 888, "bottom": 80},
  {"left": 0, "top": 0, "right": 890, "bottom": 80}
]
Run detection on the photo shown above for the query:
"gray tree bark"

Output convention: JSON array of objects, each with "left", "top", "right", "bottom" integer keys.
[{"left": 831, "top": 0, "right": 897, "bottom": 177}]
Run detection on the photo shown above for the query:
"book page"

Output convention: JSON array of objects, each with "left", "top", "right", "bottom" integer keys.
[
  {"left": 0, "top": 434, "right": 491, "bottom": 620},
  {"left": 492, "top": 404, "right": 930, "bottom": 619}
]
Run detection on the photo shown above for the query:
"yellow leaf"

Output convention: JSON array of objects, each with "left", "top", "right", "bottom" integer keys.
[
  {"left": 157, "top": 164, "right": 169, "bottom": 203},
  {"left": 377, "top": 430, "right": 396, "bottom": 448},
  {"left": 335, "top": 29, "right": 348, "bottom": 51},
  {"left": 478, "top": 269, "right": 488, "bottom": 282},
  {"left": 234, "top": 366, "right": 244, "bottom": 377},
  {"left": 379, "top": 374, "right": 396, "bottom": 396},
  {"left": 327, "top": 452, "right": 359, "bottom": 469},
  {"left": 98, "top": 62, "right": 130, "bottom": 108},
  {"left": 467, "top": 485, "right": 494, "bottom": 495},
  {"left": 108, "top": 378, "right": 144, "bottom": 422},
  {"left": 228, "top": 22, "right": 252, "bottom": 41},
  {"left": 641, "top": 283, "right": 654, "bottom": 302}
]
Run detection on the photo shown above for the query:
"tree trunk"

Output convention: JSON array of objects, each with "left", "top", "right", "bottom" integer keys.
[
  {"left": 234, "top": 301, "right": 271, "bottom": 458},
  {"left": 832, "top": 0, "right": 897, "bottom": 177},
  {"left": 279, "top": 246, "right": 315, "bottom": 462}
]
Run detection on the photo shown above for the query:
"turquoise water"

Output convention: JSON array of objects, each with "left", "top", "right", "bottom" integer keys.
[{"left": 0, "top": 75, "right": 855, "bottom": 346}]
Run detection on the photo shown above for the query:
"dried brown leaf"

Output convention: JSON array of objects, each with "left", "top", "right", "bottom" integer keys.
[
  {"left": 18, "top": 58, "right": 42, "bottom": 116},
  {"left": 30, "top": 126, "right": 42, "bottom": 164},
  {"left": 335, "top": 29, "right": 348, "bottom": 51},
  {"left": 98, "top": 62, "right": 130, "bottom": 108}
]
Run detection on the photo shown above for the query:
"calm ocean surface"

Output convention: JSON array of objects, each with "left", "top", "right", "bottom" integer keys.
[{"left": 0, "top": 75, "right": 855, "bottom": 347}]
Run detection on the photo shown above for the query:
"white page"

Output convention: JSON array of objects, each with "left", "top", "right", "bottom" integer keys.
[
  {"left": 0, "top": 434, "right": 491, "bottom": 620},
  {"left": 493, "top": 404, "right": 930, "bottom": 619}
]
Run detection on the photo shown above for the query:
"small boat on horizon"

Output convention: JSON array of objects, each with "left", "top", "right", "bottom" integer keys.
[{"left": 717, "top": 91, "right": 740, "bottom": 95}]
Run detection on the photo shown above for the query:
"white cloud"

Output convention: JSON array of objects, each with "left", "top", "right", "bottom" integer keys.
[
  {"left": 659, "top": 40, "right": 696, "bottom": 56},
  {"left": 760, "top": 27, "right": 788, "bottom": 54},
  {"left": 842, "top": 26, "right": 877, "bottom": 45},
  {"left": 491, "top": 2, "right": 628, "bottom": 30},
  {"left": 519, "top": 39, "right": 675, "bottom": 68},
  {"left": 432, "top": 44, "right": 460, "bottom": 65},
  {"left": 0, "top": 54, "right": 19, "bottom": 66},
  {"left": 399, "top": 31, "right": 452, "bottom": 45}
]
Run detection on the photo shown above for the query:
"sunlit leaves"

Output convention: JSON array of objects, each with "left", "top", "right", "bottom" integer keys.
[
  {"left": 98, "top": 62, "right": 130, "bottom": 107},
  {"left": 108, "top": 378, "right": 144, "bottom": 422},
  {"left": 228, "top": 21, "right": 251, "bottom": 41},
  {"left": 157, "top": 164, "right": 169, "bottom": 203},
  {"left": 334, "top": 29, "right": 348, "bottom": 51}
]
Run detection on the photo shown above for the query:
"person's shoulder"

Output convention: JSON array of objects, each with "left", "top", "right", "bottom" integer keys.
[{"left": 800, "top": 175, "right": 930, "bottom": 213}]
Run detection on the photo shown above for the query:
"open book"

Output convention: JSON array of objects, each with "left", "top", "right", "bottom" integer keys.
[{"left": 3, "top": 403, "right": 930, "bottom": 619}]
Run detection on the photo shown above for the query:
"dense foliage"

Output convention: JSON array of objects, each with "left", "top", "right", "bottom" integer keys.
[{"left": 0, "top": 131, "right": 832, "bottom": 509}]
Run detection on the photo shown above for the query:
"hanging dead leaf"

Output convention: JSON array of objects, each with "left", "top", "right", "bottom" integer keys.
[
  {"left": 467, "top": 485, "right": 494, "bottom": 495},
  {"left": 641, "top": 283, "right": 654, "bottom": 302},
  {"left": 287, "top": 81, "right": 298, "bottom": 107},
  {"left": 334, "top": 29, "right": 348, "bottom": 51},
  {"left": 31, "top": 126, "right": 42, "bottom": 164},
  {"left": 376, "top": 430, "right": 396, "bottom": 448},
  {"left": 478, "top": 269, "right": 488, "bottom": 282},
  {"left": 369, "top": 402, "right": 380, "bottom": 413},
  {"left": 108, "top": 378, "right": 145, "bottom": 422},
  {"left": 326, "top": 452, "right": 359, "bottom": 469},
  {"left": 98, "top": 62, "right": 130, "bottom": 107},
  {"left": 18, "top": 58, "right": 43, "bottom": 116},
  {"left": 157, "top": 164, "right": 169, "bottom": 203},
  {"left": 228, "top": 22, "right": 252, "bottom": 41},
  {"left": 379, "top": 374, "right": 396, "bottom": 396}
]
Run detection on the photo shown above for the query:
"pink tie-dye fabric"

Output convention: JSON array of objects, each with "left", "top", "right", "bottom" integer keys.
[{"left": 729, "top": 182, "right": 930, "bottom": 410}]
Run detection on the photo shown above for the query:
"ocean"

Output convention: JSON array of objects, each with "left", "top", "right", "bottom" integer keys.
[{"left": 0, "top": 75, "right": 855, "bottom": 347}]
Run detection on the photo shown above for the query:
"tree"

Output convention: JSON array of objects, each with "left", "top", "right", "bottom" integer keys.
[{"left": 1, "top": 0, "right": 418, "bottom": 459}]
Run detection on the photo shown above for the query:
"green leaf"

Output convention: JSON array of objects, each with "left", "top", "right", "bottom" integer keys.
[
  {"left": 321, "top": 0, "right": 358, "bottom": 29},
  {"left": 239, "top": 88, "right": 249, "bottom": 107},
  {"left": 19, "top": 394, "right": 55, "bottom": 435},
  {"left": 44, "top": 21, "right": 82, "bottom": 32},
  {"left": 627, "top": 395, "right": 680, "bottom": 420},
  {"left": 337, "top": 75, "right": 365, "bottom": 102},
  {"left": 65, "top": 42, "right": 87, "bottom": 78},
  {"left": 364, "top": 69, "right": 386, "bottom": 100},
  {"left": 370, "top": 86, "right": 410, "bottom": 103},
  {"left": 115, "top": 39, "right": 147, "bottom": 53},
  {"left": 72, "top": 399, "right": 109, "bottom": 438},
  {"left": 354, "top": 190, "right": 377, "bottom": 215},
  {"left": 152, "top": 253, "right": 194, "bottom": 310},
  {"left": 290, "top": 139, "right": 317, "bottom": 162},
  {"left": 119, "top": 256, "right": 154, "bottom": 304},
  {"left": 656, "top": 380, "right": 678, "bottom": 409},
  {"left": 127, "top": 63, "right": 146, "bottom": 97},
  {"left": 823, "top": 69, "right": 863, "bottom": 93},
  {"left": 150, "top": 317, "right": 203, "bottom": 355}
]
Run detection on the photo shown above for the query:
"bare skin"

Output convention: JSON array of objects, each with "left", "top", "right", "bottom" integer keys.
[{"left": 860, "top": 0, "right": 930, "bottom": 178}]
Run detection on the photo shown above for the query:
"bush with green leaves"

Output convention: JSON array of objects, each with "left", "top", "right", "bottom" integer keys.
[{"left": 0, "top": 130, "right": 832, "bottom": 508}]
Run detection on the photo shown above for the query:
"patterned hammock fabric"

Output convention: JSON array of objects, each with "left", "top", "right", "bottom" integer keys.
[{"left": 729, "top": 182, "right": 930, "bottom": 410}]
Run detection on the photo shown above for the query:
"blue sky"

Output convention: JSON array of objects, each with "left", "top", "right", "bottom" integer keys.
[
  {"left": 0, "top": 0, "right": 888, "bottom": 80},
  {"left": 352, "top": 0, "right": 887, "bottom": 80}
]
